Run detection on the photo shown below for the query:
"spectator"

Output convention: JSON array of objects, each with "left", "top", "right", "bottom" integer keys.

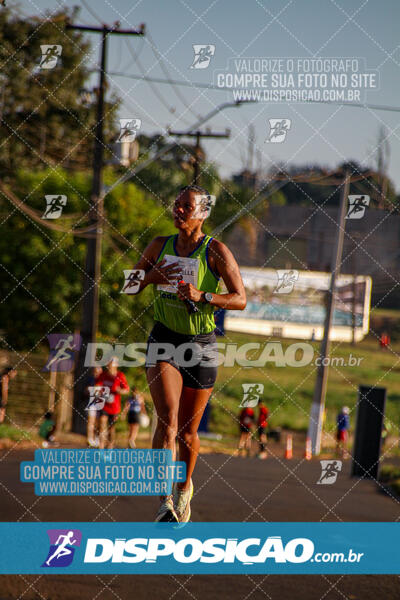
[
  {"left": 39, "top": 411, "right": 57, "bottom": 448},
  {"left": 380, "top": 331, "right": 390, "bottom": 349},
  {"left": 257, "top": 402, "right": 269, "bottom": 459},
  {"left": 238, "top": 406, "right": 255, "bottom": 457},
  {"left": 336, "top": 406, "right": 350, "bottom": 459},
  {"left": 122, "top": 387, "right": 148, "bottom": 448},
  {"left": 85, "top": 366, "right": 103, "bottom": 447},
  {"left": 0, "top": 366, "right": 17, "bottom": 424},
  {"left": 95, "top": 357, "right": 129, "bottom": 449}
]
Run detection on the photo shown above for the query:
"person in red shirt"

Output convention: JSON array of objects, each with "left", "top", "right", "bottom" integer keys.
[
  {"left": 238, "top": 407, "right": 255, "bottom": 457},
  {"left": 257, "top": 402, "right": 269, "bottom": 460},
  {"left": 96, "top": 357, "right": 129, "bottom": 449}
]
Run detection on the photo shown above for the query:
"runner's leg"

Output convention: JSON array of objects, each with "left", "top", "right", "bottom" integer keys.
[
  {"left": 99, "top": 415, "right": 108, "bottom": 449},
  {"left": 238, "top": 432, "right": 246, "bottom": 451},
  {"left": 87, "top": 412, "right": 95, "bottom": 444},
  {"left": 245, "top": 431, "right": 252, "bottom": 455},
  {"left": 128, "top": 423, "right": 139, "bottom": 448},
  {"left": 108, "top": 422, "right": 115, "bottom": 449},
  {"left": 147, "top": 362, "right": 182, "bottom": 461},
  {"left": 147, "top": 362, "right": 182, "bottom": 516},
  {"left": 177, "top": 386, "right": 212, "bottom": 491}
]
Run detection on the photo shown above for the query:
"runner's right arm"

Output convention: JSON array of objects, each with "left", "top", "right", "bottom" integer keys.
[{"left": 128, "top": 236, "right": 181, "bottom": 294}]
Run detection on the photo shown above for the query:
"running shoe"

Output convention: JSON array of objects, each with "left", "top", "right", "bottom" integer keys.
[
  {"left": 174, "top": 479, "right": 194, "bottom": 523},
  {"left": 155, "top": 495, "right": 179, "bottom": 523}
]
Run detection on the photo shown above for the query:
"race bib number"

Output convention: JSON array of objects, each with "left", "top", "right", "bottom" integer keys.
[{"left": 157, "top": 255, "right": 199, "bottom": 294}]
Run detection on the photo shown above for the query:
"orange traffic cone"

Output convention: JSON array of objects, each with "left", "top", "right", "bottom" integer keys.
[
  {"left": 304, "top": 436, "right": 312, "bottom": 460},
  {"left": 284, "top": 434, "right": 293, "bottom": 459}
]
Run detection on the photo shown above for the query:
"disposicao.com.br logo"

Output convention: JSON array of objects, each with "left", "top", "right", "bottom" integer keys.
[{"left": 82, "top": 536, "right": 363, "bottom": 566}]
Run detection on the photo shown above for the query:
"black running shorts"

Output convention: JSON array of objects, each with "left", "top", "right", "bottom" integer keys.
[
  {"left": 146, "top": 321, "right": 218, "bottom": 389},
  {"left": 127, "top": 411, "right": 140, "bottom": 425}
]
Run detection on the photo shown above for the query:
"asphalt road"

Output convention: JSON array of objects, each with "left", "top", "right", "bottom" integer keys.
[{"left": 1, "top": 450, "right": 399, "bottom": 599}]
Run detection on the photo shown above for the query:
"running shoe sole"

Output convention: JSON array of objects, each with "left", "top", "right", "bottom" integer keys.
[{"left": 155, "top": 510, "right": 179, "bottom": 523}]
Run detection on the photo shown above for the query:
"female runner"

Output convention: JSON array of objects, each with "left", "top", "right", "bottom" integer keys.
[{"left": 132, "top": 185, "right": 246, "bottom": 522}]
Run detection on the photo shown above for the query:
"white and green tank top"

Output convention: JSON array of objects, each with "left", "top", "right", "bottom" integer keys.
[{"left": 153, "top": 234, "right": 220, "bottom": 335}]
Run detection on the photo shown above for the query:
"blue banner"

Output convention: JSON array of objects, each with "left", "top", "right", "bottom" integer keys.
[
  {"left": 0, "top": 522, "right": 397, "bottom": 574},
  {"left": 20, "top": 449, "right": 186, "bottom": 496}
]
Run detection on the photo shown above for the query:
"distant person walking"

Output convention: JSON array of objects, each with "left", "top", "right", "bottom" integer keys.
[
  {"left": 0, "top": 366, "right": 17, "bottom": 424},
  {"left": 336, "top": 406, "right": 350, "bottom": 459},
  {"left": 238, "top": 406, "right": 255, "bottom": 457},
  {"left": 39, "top": 411, "right": 57, "bottom": 448},
  {"left": 257, "top": 402, "right": 269, "bottom": 459},
  {"left": 379, "top": 331, "right": 390, "bottom": 349},
  {"left": 122, "top": 387, "right": 148, "bottom": 448},
  {"left": 85, "top": 366, "right": 103, "bottom": 447},
  {"left": 95, "top": 357, "right": 129, "bottom": 449}
]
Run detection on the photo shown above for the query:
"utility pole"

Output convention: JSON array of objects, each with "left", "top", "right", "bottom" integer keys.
[
  {"left": 351, "top": 235, "right": 357, "bottom": 346},
  {"left": 66, "top": 21, "right": 144, "bottom": 434},
  {"left": 247, "top": 124, "right": 255, "bottom": 173},
  {"left": 307, "top": 170, "right": 350, "bottom": 454},
  {"left": 168, "top": 128, "right": 230, "bottom": 184}
]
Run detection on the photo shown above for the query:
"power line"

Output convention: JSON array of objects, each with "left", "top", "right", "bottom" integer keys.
[
  {"left": 81, "top": 0, "right": 103, "bottom": 25},
  {"left": 0, "top": 183, "right": 94, "bottom": 235},
  {"left": 119, "top": 35, "right": 145, "bottom": 72},
  {"left": 103, "top": 100, "right": 255, "bottom": 196},
  {"left": 146, "top": 30, "right": 200, "bottom": 121},
  {"left": 107, "top": 71, "right": 400, "bottom": 114},
  {"left": 123, "top": 38, "right": 192, "bottom": 127}
]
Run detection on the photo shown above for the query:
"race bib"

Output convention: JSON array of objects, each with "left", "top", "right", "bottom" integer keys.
[
  {"left": 157, "top": 255, "right": 199, "bottom": 294},
  {"left": 105, "top": 392, "right": 115, "bottom": 404}
]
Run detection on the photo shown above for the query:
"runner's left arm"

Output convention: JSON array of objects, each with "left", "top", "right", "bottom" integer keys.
[
  {"left": 176, "top": 239, "right": 246, "bottom": 310},
  {"left": 115, "top": 373, "right": 130, "bottom": 395}
]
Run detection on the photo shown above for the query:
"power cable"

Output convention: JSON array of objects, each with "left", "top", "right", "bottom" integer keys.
[
  {"left": 146, "top": 30, "right": 201, "bottom": 121},
  {"left": 123, "top": 38, "right": 192, "bottom": 127}
]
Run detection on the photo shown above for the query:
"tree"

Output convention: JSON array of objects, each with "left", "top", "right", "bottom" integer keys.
[
  {"left": 0, "top": 6, "right": 119, "bottom": 178},
  {"left": 0, "top": 168, "right": 173, "bottom": 351}
]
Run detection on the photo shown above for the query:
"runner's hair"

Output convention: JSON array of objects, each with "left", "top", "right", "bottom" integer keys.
[{"left": 179, "top": 184, "right": 210, "bottom": 197}]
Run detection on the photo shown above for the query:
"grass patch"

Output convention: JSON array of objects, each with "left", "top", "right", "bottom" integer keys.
[
  {"left": 209, "top": 332, "right": 400, "bottom": 438},
  {"left": 379, "top": 464, "right": 400, "bottom": 496},
  {"left": 0, "top": 423, "right": 33, "bottom": 442}
]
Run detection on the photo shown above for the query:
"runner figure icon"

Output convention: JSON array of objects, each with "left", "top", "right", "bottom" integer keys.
[
  {"left": 345, "top": 195, "right": 370, "bottom": 219},
  {"left": 42, "top": 195, "right": 67, "bottom": 219},
  {"left": 45, "top": 531, "right": 77, "bottom": 566},
  {"left": 45, "top": 335, "right": 76, "bottom": 371},
  {"left": 39, "top": 45, "right": 62, "bottom": 69},
  {"left": 190, "top": 45, "right": 215, "bottom": 69},
  {"left": 121, "top": 269, "right": 145, "bottom": 294},
  {"left": 240, "top": 383, "right": 264, "bottom": 408},
  {"left": 274, "top": 269, "right": 299, "bottom": 294},
  {"left": 317, "top": 460, "right": 342, "bottom": 484},
  {"left": 86, "top": 386, "right": 110, "bottom": 411},
  {"left": 265, "top": 119, "right": 291, "bottom": 143},
  {"left": 117, "top": 119, "right": 141, "bottom": 143}
]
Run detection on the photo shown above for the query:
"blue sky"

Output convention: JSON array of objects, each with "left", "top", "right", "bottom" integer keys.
[{"left": 15, "top": 0, "right": 400, "bottom": 190}]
